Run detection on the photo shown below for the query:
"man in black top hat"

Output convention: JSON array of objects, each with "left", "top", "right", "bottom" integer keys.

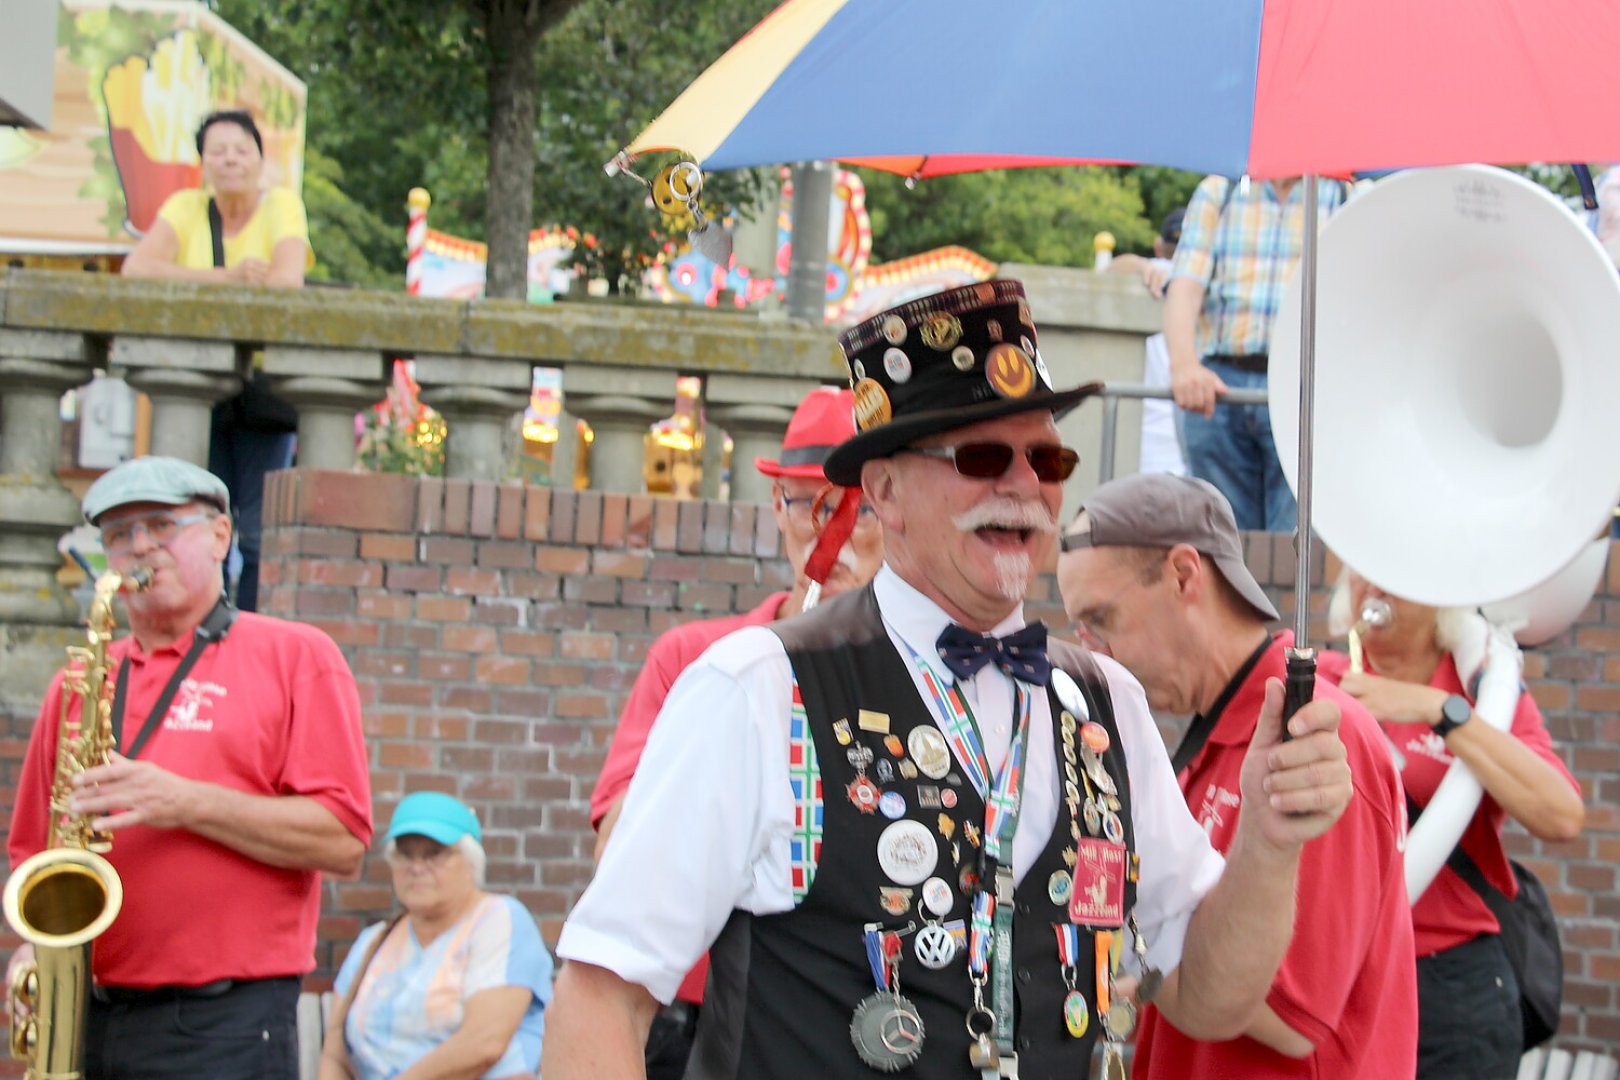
[{"left": 545, "top": 281, "right": 1352, "bottom": 1080}]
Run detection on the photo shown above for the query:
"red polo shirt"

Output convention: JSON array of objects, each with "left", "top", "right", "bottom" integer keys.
[
  {"left": 591, "top": 592, "right": 789, "bottom": 1004},
  {"left": 1317, "top": 648, "right": 1579, "bottom": 956},
  {"left": 1134, "top": 634, "right": 1418, "bottom": 1079},
  {"left": 8, "top": 612, "right": 372, "bottom": 988}
]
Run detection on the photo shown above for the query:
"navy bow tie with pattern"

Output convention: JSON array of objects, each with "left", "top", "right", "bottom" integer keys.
[{"left": 935, "top": 622, "right": 1051, "bottom": 685}]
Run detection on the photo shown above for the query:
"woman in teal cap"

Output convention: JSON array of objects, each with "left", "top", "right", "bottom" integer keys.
[{"left": 319, "top": 792, "right": 553, "bottom": 1079}]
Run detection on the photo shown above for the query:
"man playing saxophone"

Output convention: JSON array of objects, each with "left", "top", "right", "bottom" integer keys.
[{"left": 6, "top": 457, "right": 373, "bottom": 1080}]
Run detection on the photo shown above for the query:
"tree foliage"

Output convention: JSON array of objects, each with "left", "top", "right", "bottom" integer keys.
[{"left": 212, "top": 0, "right": 1198, "bottom": 287}]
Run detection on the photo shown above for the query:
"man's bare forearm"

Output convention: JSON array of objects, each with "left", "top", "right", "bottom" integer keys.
[{"left": 542, "top": 961, "right": 659, "bottom": 1079}]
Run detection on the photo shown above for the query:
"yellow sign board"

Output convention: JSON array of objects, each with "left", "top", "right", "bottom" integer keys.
[{"left": 0, "top": 0, "right": 306, "bottom": 254}]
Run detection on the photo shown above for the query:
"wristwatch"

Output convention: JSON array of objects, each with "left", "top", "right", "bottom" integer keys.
[{"left": 1434, "top": 694, "right": 1472, "bottom": 739}]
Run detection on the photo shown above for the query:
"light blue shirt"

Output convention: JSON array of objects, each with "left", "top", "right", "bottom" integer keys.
[{"left": 335, "top": 894, "right": 553, "bottom": 1080}]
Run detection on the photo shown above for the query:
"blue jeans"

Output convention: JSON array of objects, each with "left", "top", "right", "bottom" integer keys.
[
  {"left": 208, "top": 414, "right": 296, "bottom": 613},
  {"left": 1179, "top": 361, "right": 1297, "bottom": 532}
]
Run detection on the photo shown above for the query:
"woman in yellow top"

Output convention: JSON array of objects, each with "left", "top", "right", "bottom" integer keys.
[{"left": 122, "top": 110, "right": 312, "bottom": 286}]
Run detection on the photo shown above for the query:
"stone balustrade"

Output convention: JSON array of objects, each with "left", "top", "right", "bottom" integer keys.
[{"left": 0, "top": 265, "right": 1158, "bottom": 702}]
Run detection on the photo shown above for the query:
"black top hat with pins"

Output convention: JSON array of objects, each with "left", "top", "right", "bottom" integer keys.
[{"left": 823, "top": 280, "right": 1102, "bottom": 487}]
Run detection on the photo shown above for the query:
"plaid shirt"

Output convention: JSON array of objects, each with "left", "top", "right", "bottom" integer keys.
[{"left": 1169, "top": 175, "right": 1351, "bottom": 359}]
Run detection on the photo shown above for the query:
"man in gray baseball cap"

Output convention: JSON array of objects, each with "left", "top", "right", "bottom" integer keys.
[
  {"left": 1054, "top": 471, "right": 1417, "bottom": 1077},
  {"left": 82, "top": 455, "right": 231, "bottom": 524}
]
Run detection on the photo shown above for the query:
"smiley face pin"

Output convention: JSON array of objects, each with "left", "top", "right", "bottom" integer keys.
[{"left": 985, "top": 343, "right": 1036, "bottom": 399}]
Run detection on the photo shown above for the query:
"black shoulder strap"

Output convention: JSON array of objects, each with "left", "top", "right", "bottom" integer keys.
[
  {"left": 207, "top": 197, "right": 226, "bottom": 268},
  {"left": 1171, "top": 635, "right": 1273, "bottom": 775},
  {"left": 110, "top": 597, "right": 238, "bottom": 760},
  {"left": 1406, "top": 793, "right": 1499, "bottom": 901}
]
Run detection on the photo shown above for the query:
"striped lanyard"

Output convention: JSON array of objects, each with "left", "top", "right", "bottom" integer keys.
[{"left": 906, "top": 641, "right": 1033, "bottom": 1061}]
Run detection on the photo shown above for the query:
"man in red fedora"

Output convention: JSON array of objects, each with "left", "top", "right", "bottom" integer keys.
[{"left": 588, "top": 384, "right": 884, "bottom": 1080}]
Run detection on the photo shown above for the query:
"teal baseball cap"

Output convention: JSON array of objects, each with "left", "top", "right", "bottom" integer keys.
[
  {"left": 82, "top": 456, "right": 231, "bottom": 524},
  {"left": 384, "top": 792, "right": 482, "bottom": 845}
]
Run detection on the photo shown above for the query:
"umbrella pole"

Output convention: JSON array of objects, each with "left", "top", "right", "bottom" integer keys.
[{"left": 1283, "top": 176, "right": 1321, "bottom": 731}]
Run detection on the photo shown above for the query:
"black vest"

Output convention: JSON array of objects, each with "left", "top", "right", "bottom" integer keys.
[{"left": 687, "top": 586, "right": 1137, "bottom": 1080}]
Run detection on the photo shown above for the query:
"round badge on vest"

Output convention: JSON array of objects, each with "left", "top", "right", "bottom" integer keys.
[
  {"left": 907, "top": 726, "right": 951, "bottom": 780},
  {"left": 876, "top": 819, "right": 938, "bottom": 886}
]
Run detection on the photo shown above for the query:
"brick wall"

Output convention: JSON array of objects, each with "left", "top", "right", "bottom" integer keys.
[{"left": 4, "top": 467, "right": 1618, "bottom": 1057}]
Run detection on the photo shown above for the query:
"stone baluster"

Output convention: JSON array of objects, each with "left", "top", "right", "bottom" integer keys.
[
  {"left": 562, "top": 366, "right": 675, "bottom": 495},
  {"left": 261, "top": 346, "right": 387, "bottom": 471},
  {"left": 113, "top": 337, "right": 238, "bottom": 466},
  {"left": 414, "top": 354, "right": 531, "bottom": 482},
  {"left": 0, "top": 330, "right": 94, "bottom": 626},
  {"left": 704, "top": 373, "right": 825, "bottom": 504}
]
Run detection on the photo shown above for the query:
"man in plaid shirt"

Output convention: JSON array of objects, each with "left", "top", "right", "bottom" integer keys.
[{"left": 1163, "top": 176, "right": 1351, "bottom": 532}]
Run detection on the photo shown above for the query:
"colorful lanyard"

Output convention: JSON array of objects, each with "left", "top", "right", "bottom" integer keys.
[{"left": 905, "top": 639, "right": 1033, "bottom": 1061}]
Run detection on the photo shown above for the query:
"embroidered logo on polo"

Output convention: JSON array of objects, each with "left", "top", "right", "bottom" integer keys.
[
  {"left": 163, "top": 678, "right": 226, "bottom": 732},
  {"left": 788, "top": 681, "right": 824, "bottom": 902}
]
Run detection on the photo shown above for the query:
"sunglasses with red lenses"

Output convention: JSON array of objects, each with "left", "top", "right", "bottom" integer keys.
[{"left": 903, "top": 441, "right": 1079, "bottom": 483}]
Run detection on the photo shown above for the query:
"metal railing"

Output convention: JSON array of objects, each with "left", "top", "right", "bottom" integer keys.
[{"left": 1091, "top": 382, "right": 1269, "bottom": 483}]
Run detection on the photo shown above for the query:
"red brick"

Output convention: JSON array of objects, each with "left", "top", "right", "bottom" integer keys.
[
  {"left": 417, "top": 475, "right": 445, "bottom": 532},
  {"left": 443, "top": 479, "right": 472, "bottom": 534},
  {"left": 478, "top": 541, "right": 531, "bottom": 569},
  {"left": 379, "top": 742, "right": 435, "bottom": 768},
  {"left": 702, "top": 557, "right": 757, "bottom": 585},
  {"left": 551, "top": 491, "right": 577, "bottom": 542},
  {"left": 497, "top": 481, "right": 525, "bottom": 540},
  {"left": 419, "top": 654, "right": 472, "bottom": 681},
  {"left": 626, "top": 495, "right": 654, "bottom": 550},
  {"left": 728, "top": 504, "right": 756, "bottom": 556},
  {"left": 754, "top": 509, "right": 780, "bottom": 559},
  {"left": 654, "top": 498, "right": 680, "bottom": 549},
  {"left": 497, "top": 690, "right": 554, "bottom": 716},
  {"left": 525, "top": 486, "right": 552, "bottom": 541},
  {"left": 417, "top": 595, "right": 471, "bottom": 622},
  {"left": 601, "top": 493, "right": 627, "bottom": 548},
  {"left": 295, "top": 588, "right": 356, "bottom": 616},
  {"left": 560, "top": 631, "right": 615, "bottom": 661},
  {"left": 500, "top": 630, "right": 556, "bottom": 657},
  {"left": 358, "top": 592, "right": 413, "bottom": 620},
  {"left": 447, "top": 568, "right": 502, "bottom": 596},
  {"left": 474, "top": 718, "right": 530, "bottom": 744},
  {"left": 648, "top": 556, "right": 700, "bottom": 583},
  {"left": 676, "top": 500, "right": 703, "bottom": 552},
  {"left": 678, "top": 582, "right": 732, "bottom": 613},
  {"left": 298, "top": 560, "right": 384, "bottom": 588},
  {"left": 592, "top": 551, "right": 648, "bottom": 578},
  {"left": 362, "top": 710, "right": 409, "bottom": 737},
  {"left": 292, "top": 469, "right": 417, "bottom": 532},
  {"left": 563, "top": 576, "right": 618, "bottom": 604},
  {"left": 536, "top": 546, "right": 589, "bottom": 575},
  {"left": 533, "top": 662, "right": 587, "bottom": 687},
  {"left": 621, "top": 581, "right": 675, "bottom": 608},
  {"left": 360, "top": 533, "right": 416, "bottom": 561},
  {"left": 355, "top": 651, "right": 411, "bottom": 678},
  {"left": 378, "top": 681, "right": 434, "bottom": 706},
  {"left": 303, "top": 618, "right": 379, "bottom": 647},
  {"left": 294, "top": 530, "right": 360, "bottom": 558},
  {"left": 423, "top": 537, "right": 476, "bottom": 563},
  {"left": 575, "top": 492, "right": 603, "bottom": 546},
  {"left": 443, "top": 625, "right": 498, "bottom": 653},
  {"left": 470, "top": 480, "right": 498, "bottom": 537},
  {"left": 507, "top": 572, "right": 560, "bottom": 600},
  {"left": 702, "top": 502, "right": 732, "bottom": 555},
  {"left": 439, "top": 687, "right": 492, "bottom": 713},
  {"left": 475, "top": 656, "right": 531, "bottom": 684},
  {"left": 387, "top": 565, "right": 442, "bottom": 592},
  {"left": 555, "top": 693, "right": 610, "bottom": 719},
  {"left": 442, "top": 747, "right": 495, "bottom": 772},
  {"left": 413, "top": 714, "right": 471, "bottom": 740}
]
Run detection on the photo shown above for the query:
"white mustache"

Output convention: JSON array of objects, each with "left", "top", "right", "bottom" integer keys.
[{"left": 951, "top": 497, "right": 1059, "bottom": 535}]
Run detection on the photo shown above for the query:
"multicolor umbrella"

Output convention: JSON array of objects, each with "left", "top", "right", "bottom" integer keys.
[
  {"left": 614, "top": 0, "right": 1620, "bottom": 729},
  {"left": 622, "top": 0, "right": 1620, "bottom": 180}
]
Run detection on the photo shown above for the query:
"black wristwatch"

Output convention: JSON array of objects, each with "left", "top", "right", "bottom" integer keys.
[{"left": 1434, "top": 694, "right": 1472, "bottom": 739}]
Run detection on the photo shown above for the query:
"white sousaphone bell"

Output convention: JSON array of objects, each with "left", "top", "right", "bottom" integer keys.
[{"left": 1268, "top": 164, "right": 1620, "bottom": 901}]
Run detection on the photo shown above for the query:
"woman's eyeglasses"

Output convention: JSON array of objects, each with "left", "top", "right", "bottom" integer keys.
[
  {"left": 386, "top": 841, "right": 457, "bottom": 868},
  {"left": 101, "top": 511, "right": 216, "bottom": 554},
  {"left": 902, "top": 442, "right": 1079, "bottom": 483}
]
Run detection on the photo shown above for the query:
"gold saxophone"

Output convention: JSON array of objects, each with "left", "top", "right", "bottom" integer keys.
[{"left": 3, "top": 569, "right": 148, "bottom": 1080}]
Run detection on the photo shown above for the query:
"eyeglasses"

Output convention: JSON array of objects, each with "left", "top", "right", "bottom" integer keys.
[
  {"left": 902, "top": 442, "right": 1079, "bottom": 483},
  {"left": 101, "top": 511, "right": 216, "bottom": 554},
  {"left": 781, "top": 491, "right": 879, "bottom": 530},
  {"left": 386, "top": 841, "right": 458, "bottom": 868},
  {"left": 1068, "top": 574, "right": 1155, "bottom": 651}
]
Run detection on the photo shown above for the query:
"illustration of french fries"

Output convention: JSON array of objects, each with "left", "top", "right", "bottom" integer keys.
[{"left": 103, "top": 30, "right": 212, "bottom": 235}]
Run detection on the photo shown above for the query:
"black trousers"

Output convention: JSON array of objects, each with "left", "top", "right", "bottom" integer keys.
[
  {"left": 1417, "top": 934, "right": 1522, "bottom": 1080},
  {"left": 646, "top": 1000, "right": 700, "bottom": 1080},
  {"left": 84, "top": 976, "right": 300, "bottom": 1080}
]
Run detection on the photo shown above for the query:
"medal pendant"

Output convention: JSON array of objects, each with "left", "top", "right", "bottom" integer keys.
[
  {"left": 1062, "top": 989, "right": 1090, "bottom": 1038},
  {"left": 850, "top": 991, "right": 926, "bottom": 1073},
  {"left": 1103, "top": 1041, "right": 1128, "bottom": 1080},
  {"left": 1102, "top": 997, "right": 1137, "bottom": 1041},
  {"left": 848, "top": 775, "right": 881, "bottom": 814}
]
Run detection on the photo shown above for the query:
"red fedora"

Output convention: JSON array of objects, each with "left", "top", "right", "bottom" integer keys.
[{"left": 755, "top": 386, "right": 857, "bottom": 480}]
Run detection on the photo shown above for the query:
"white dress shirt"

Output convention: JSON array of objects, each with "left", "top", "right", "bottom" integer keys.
[{"left": 558, "top": 565, "right": 1225, "bottom": 1005}]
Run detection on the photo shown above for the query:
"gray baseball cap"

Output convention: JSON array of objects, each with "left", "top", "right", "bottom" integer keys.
[
  {"left": 83, "top": 456, "right": 230, "bottom": 524},
  {"left": 1061, "top": 473, "right": 1278, "bottom": 621}
]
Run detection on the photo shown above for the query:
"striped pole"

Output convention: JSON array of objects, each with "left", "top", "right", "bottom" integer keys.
[{"left": 406, "top": 187, "right": 431, "bottom": 295}]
